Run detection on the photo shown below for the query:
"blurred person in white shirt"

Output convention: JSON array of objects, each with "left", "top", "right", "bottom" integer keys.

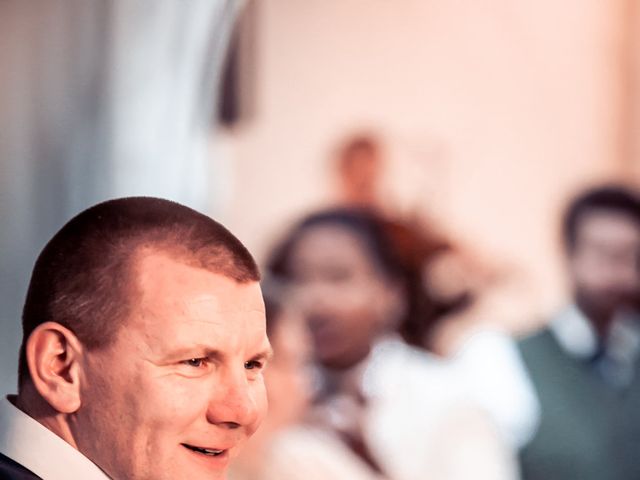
[{"left": 267, "top": 207, "right": 521, "bottom": 480}]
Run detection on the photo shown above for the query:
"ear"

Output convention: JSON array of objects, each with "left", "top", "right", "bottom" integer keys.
[{"left": 25, "top": 322, "right": 84, "bottom": 414}]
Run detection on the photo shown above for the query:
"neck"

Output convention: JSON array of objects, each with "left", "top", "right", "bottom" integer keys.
[
  {"left": 15, "top": 387, "right": 78, "bottom": 449},
  {"left": 320, "top": 357, "right": 369, "bottom": 401}
]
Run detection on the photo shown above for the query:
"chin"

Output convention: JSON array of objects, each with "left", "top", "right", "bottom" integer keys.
[
  {"left": 120, "top": 454, "right": 231, "bottom": 480},
  {"left": 319, "top": 351, "right": 367, "bottom": 370},
  {"left": 130, "top": 466, "right": 228, "bottom": 480}
]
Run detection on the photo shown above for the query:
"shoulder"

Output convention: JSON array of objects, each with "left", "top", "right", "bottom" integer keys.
[
  {"left": 363, "top": 340, "right": 460, "bottom": 408},
  {"left": 366, "top": 338, "right": 451, "bottom": 383},
  {"left": 364, "top": 339, "right": 468, "bottom": 425}
]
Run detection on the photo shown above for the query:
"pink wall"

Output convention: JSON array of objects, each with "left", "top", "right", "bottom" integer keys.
[{"left": 219, "top": 0, "right": 634, "bottom": 327}]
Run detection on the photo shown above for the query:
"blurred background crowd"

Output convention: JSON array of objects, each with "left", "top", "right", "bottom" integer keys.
[{"left": 3, "top": 1, "right": 640, "bottom": 479}]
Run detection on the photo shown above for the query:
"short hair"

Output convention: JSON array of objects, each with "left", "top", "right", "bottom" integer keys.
[
  {"left": 19, "top": 197, "right": 260, "bottom": 385},
  {"left": 563, "top": 185, "right": 640, "bottom": 251}
]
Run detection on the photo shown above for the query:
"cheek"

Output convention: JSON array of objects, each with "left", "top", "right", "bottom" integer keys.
[
  {"left": 81, "top": 359, "right": 135, "bottom": 423},
  {"left": 327, "top": 281, "right": 375, "bottom": 315},
  {"left": 340, "top": 288, "right": 388, "bottom": 329},
  {"left": 571, "top": 254, "right": 602, "bottom": 285},
  {"left": 92, "top": 369, "right": 211, "bottom": 440},
  {"left": 574, "top": 260, "right": 619, "bottom": 291},
  {"left": 139, "top": 376, "right": 215, "bottom": 430}
]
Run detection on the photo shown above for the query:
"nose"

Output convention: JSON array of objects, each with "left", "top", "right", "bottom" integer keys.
[
  {"left": 206, "top": 369, "right": 262, "bottom": 430},
  {"left": 294, "top": 279, "right": 335, "bottom": 314}
]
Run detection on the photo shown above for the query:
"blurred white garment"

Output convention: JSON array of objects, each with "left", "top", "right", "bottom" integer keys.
[
  {"left": 550, "top": 304, "right": 640, "bottom": 388},
  {"left": 362, "top": 337, "right": 520, "bottom": 480},
  {"left": 228, "top": 425, "right": 382, "bottom": 480},
  {"left": 452, "top": 330, "right": 541, "bottom": 448}
]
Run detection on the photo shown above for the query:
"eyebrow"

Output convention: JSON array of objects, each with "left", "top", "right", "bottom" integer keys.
[
  {"left": 251, "top": 345, "right": 275, "bottom": 363},
  {"left": 163, "top": 343, "right": 274, "bottom": 362}
]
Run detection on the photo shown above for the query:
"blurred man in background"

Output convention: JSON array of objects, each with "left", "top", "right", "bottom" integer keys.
[
  {"left": 519, "top": 185, "right": 640, "bottom": 480},
  {"left": 0, "top": 197, "right": 269, "bottom": 480},
  {"left": 334, "top": 134, "right": 384, "bottom": 210}
]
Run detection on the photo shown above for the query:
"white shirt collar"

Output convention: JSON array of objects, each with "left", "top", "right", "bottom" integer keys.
[
  {"left": 0, "top": 395, "right": 111, "bottom": 480},
  {"left": 550, "top": 304, "right": 640, "bottom": 359},
  {"left": 549, "top": 304, "right": 599, "bottom": 359}
]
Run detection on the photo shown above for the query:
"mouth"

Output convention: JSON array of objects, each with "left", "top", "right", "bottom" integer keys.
[{"left": 181, "top": 443, "right": 226, "bottom": 457}]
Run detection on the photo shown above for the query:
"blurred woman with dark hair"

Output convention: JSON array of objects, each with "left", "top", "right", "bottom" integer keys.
[{"left": 265, "top": 207, "right": 520, "bottom": 480}]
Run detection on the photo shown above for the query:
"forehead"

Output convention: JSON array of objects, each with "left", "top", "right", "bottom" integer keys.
[
  {"left": 125, "top": 251, "right": 265, "bottom": 346},
  {"left": 290, "top": 224, "right": 376, "bottom": 269},
  {"left": 576, "top": 210, "right": 640, "bottom": 247}
]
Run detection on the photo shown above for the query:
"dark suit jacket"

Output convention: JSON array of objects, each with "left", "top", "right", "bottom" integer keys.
[{"left": 0, "top": 453, "right": 41, "bottom": 480}]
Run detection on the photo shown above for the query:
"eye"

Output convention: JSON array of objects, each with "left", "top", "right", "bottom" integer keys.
[
  {"left": 183, "top": 358, "right": 208, "bottom": 368},
  {"left": 244, "top": 359, "right": 264, "bottom": 370}
]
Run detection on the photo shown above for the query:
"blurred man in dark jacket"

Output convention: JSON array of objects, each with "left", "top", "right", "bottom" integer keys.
[{"left": 519, "top": 185, "right": 640, "bottom": 480}]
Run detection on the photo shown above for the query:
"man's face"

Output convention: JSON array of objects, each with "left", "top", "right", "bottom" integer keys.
[
  {"left": 569, "top": 210, "right": 640, "bottom": 320},
  {"left": 287, "top": 225, "right": 399, "bottom": 370},
  {"left": 73, "top": 251, "right": 270, "bottom": 480}
]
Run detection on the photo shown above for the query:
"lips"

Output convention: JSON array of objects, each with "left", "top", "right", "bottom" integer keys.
[{"left": 181, "top": 443, "right": 225, "bottom": 457}]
